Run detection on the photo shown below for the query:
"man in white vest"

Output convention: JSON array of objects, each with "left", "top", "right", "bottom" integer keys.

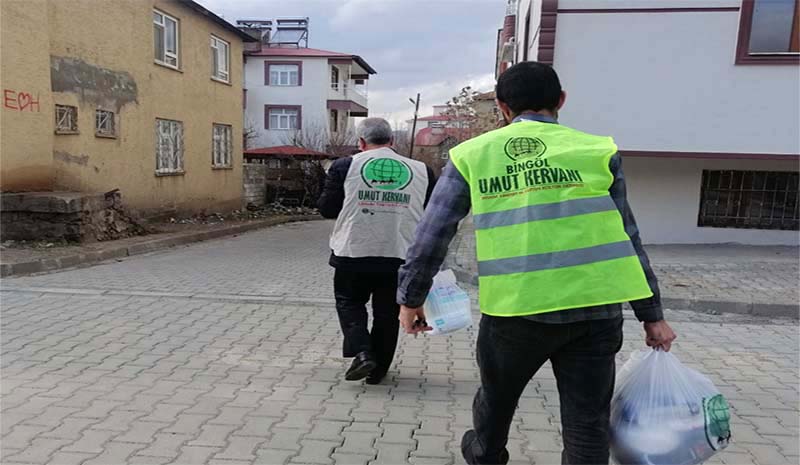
[{"left": 319, "top": 118, "right": 436, "bottom": 384}]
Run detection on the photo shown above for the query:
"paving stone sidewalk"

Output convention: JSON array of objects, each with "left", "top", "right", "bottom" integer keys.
[
  {"left": 1, "top": 221, "right": 798, "bottom": 465},
  {"left": 0, "top": 215, "right": 318, "bottom": 278},
  {"left": 447, "top": 218, "right": 799, "bottom": 317}
]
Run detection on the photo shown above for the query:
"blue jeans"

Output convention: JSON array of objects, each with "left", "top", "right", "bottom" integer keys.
[{"left": 463, "top": 314, "right": 624, "bottom": 465}]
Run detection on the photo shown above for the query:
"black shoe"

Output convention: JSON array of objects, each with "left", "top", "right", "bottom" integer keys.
[
  {"left": 345, "top": 352, "right": 376, "bottom": 381},
  {"left": 461, "top": 429, "right": 509, "bottom": 465},
  {"left": 365, "top": 371, "right": 387, "bottom": 385}
]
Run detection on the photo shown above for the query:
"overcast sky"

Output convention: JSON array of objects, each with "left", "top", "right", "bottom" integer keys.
[{"left": 197, "top": 0, "right": 502, "bottom": 125}]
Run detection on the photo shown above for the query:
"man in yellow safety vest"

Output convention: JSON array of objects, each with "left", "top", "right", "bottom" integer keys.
[{"left": 396, "top": 62, "right": 676, "bottom": 465}]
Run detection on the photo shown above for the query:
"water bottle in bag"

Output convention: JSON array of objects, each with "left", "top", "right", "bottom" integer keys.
[
  {"left": 610, "top": 349, "right": 732, "bottom": 465},
  {"left": 423, "top": 270, "right": 472, "bottom": 335}
]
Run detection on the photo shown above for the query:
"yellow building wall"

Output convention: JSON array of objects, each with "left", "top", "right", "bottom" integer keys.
[
  {"left": 2, "top": 0, "right": 245, "bottom": 215},
  {"left": 0, "top": 0, "right": 55, "bottom": 191}
]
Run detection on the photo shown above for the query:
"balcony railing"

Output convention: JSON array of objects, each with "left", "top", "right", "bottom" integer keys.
[{"left": 329, "top": 81, "right": 368, "bottom": 108}]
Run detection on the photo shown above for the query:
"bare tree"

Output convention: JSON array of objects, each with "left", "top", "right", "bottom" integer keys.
[
  {"left": 327, "top": 126, "right": 357, "bottom": 158},
  {"left": 243, "top": 119, "right": 260, "bottom": 150},
  {"left": 392, "top": 129, "right": 412, "bottom": 157},
  {"left": 300, "top": 159, "right": 326, "bottom": 207},
  {"left": 442, "top": 86, "right": 499, "bottom": 143},
  {"left": 281, "top": 122, "right": 356, "bottom": 156},
  {"left": 281, "top": 122, "right": 358, "bottom": 207}
]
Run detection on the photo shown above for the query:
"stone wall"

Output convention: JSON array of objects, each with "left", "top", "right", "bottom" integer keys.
[
  {"left": 243, "top": 164, "right": 268, "bottom": 207},
  {"left": 1, "top": 191, "right": 147, "bottom": 243}
]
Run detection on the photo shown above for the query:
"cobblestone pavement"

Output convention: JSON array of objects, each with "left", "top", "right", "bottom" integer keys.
[
  {"left": 448, "top": 218, "right": 799, "bottom": 314},
  {"left": 2, "top": 221, "right": 799, "bottom": 465}
]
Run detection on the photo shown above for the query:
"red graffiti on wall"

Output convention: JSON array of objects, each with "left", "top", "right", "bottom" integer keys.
[{"left": 3, "top": 89, "right": 40, "bottom": 112}]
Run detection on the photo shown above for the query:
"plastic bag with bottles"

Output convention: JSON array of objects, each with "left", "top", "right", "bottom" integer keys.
[
  {"left": 423, "top": 269, "right": 473, "bottom": 335},
  {"left": 610, "top": 349, "right": 732, "bottom": 465}
]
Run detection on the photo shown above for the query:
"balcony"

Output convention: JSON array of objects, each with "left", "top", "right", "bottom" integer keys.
[{"left": 328, "top": 80, "right": 368, "bottom": 111}]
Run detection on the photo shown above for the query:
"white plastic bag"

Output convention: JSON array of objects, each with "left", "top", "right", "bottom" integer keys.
[
  {"left": 423, "top": 270, "right": 472, "bottom": 335},
  {"left": 610, "top": 349, "right": 731, "bottom": 465}
]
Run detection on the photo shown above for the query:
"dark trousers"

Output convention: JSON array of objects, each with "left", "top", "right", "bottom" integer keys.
[
  {"left": 333, "top": 269, "right": 400, "bottom": 376},
  {"left": 464, "top": 314, "right": 624, "bottom": 465}
]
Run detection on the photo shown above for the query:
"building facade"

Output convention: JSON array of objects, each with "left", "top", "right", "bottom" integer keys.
[
  {"left": 411, "top": 92, "right": 499, "bottom": 174},
  {"left": 1, "top": 0, "right": 254, "bottom": 216},
  {"left": 240, "top": 25, "right": 376, "bottom": 151},
  {"left": 503, "top": 0, "right": 799, "bottom": 245}
]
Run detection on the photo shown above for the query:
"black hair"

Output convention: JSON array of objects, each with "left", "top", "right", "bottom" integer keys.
[{"left": 495, "top": 62, "right": 562, "bottom": 114}]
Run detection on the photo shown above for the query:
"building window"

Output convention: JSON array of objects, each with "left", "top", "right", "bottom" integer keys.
[
  {"left": 331, "top": 66, "right": 340, "bottom": 90},
  {"left": 154, "top": 10, "right": 179, "bottom": 68},
  {"left": 212, "top": 123, "right": 232, "bottom": 168},
  {"left": 55, "top": 105, "right": 78, "bottom": 134},
  {"left": 210, "top": 36, "right": 230, "bottom": 82},
  {"left": 268, "top": 63, "right": 300, "bottom": 86},
  {"left": 155, "top": 118, "right": 184, "bottom": 175},
  {"left": 266, "top": 106, "right": 300, "bottom": 130},
  {"left": 698, "top": 170, "right": 799, "bottom": 230},
  {"left": 95, "top": 109, "right": 116, "bottom": 137},
  {"left": 736, "top": 0, "right": 800, "bottom": 64},
  {"left": 330, "top": 109, "right": 339, "bottom": 132},
  {"left": 440, "top": 137, "right": 457, "bottom": 160},
  {"left": 267, "top": 159, "right": 281, "bottom": 169}
]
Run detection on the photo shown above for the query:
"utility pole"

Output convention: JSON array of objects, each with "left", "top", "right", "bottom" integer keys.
[{"left": 408, "top": 93, "right": 420, "bottom": 159}]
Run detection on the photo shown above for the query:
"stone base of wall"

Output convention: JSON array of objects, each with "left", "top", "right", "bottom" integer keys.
[
  {"left": 1, "top": 191, "right": 148, "bottom": 243},
  {"left": 243, "top": 163, "right": 268, "bottom": 208}
]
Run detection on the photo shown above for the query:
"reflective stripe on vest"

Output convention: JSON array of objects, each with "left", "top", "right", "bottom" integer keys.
[
  {"left": 449, "top": 120, "right": 653, "bottom": 317},
  {"left": 473, "top": 195, "right": 617, "bottom": 230},
  {"left": 478, "top": 240, "right": 636, "bottom": 276}
]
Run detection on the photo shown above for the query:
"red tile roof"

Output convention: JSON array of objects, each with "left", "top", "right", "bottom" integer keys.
[
  {"left": 246, "top": 47, "right": 377, "bottom": 74},
  {"left": 244, "top": 145, "right": 333, "bottom": 158},
  {"left": 416, "top": 115, "right": 453, "bottom": 122}
]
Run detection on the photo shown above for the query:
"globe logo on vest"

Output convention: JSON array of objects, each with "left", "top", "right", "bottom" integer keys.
[
  {"left": 361, "top": 158, "right": 413, "bottom": 191},
  {"left": 504, "top": 136, "right": 547, "bottom": 162}
]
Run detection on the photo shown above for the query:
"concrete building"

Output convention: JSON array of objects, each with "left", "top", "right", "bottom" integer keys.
[
  {"left": 411, "top": 92, "right": 499, "bottom": 174},
  {"left": 502, "top": 0, "right": 799, "bottom": 245},
  {"left": 1, "top": 0, "right": 255, "bottom": 216},
  {"left": 413, "top": 128, "right": 464, "bottom": 176},
  {"left": 239, "top": 20, "right": 376, "bottom": 150}
]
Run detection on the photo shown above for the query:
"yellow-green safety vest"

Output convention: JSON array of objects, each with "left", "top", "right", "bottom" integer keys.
[{"left": 450, "top": 120, "right": 652, "bottom": 317}]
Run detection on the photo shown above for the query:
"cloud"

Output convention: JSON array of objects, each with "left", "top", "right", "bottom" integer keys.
[
  {"left": 330, "top": 0, "right": 404, "bottom": 29},
  {"left": 370, "top": 72, "right": 496, "bottom": 125},
  {"left": 195, "top": 0, "right": 503, "bottom": 124}
]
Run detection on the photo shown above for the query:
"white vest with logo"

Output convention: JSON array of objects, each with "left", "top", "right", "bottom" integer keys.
[{"left": 330, "top": 147, "right": 429, "bottom": 259}]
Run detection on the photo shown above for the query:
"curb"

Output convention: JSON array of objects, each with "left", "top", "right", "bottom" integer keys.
[
  {"left": 0, "top": 215, "right": 319, "bottom": 278},
  {"left": 446, "top": 264, "right": 799, "bottom": 319},
  {"left": 660, "top": 297, "right": 798, "bottom": 319}
]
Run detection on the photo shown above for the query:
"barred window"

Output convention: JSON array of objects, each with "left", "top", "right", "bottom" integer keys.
[
  {"left": 55, "top": 105, "right": 78, "bottom": 134},
  {"left": 212, "top": 123, "right": 232, "bottom": 168},
  {"left": 155, "top": 118, "right": 184, "bottom": 174},
  {"left": 95, "top": 109, "right": 116, "bottom": 137},
  {"left": 698, "top": 170, "right": 799, "bottom": 230}
]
